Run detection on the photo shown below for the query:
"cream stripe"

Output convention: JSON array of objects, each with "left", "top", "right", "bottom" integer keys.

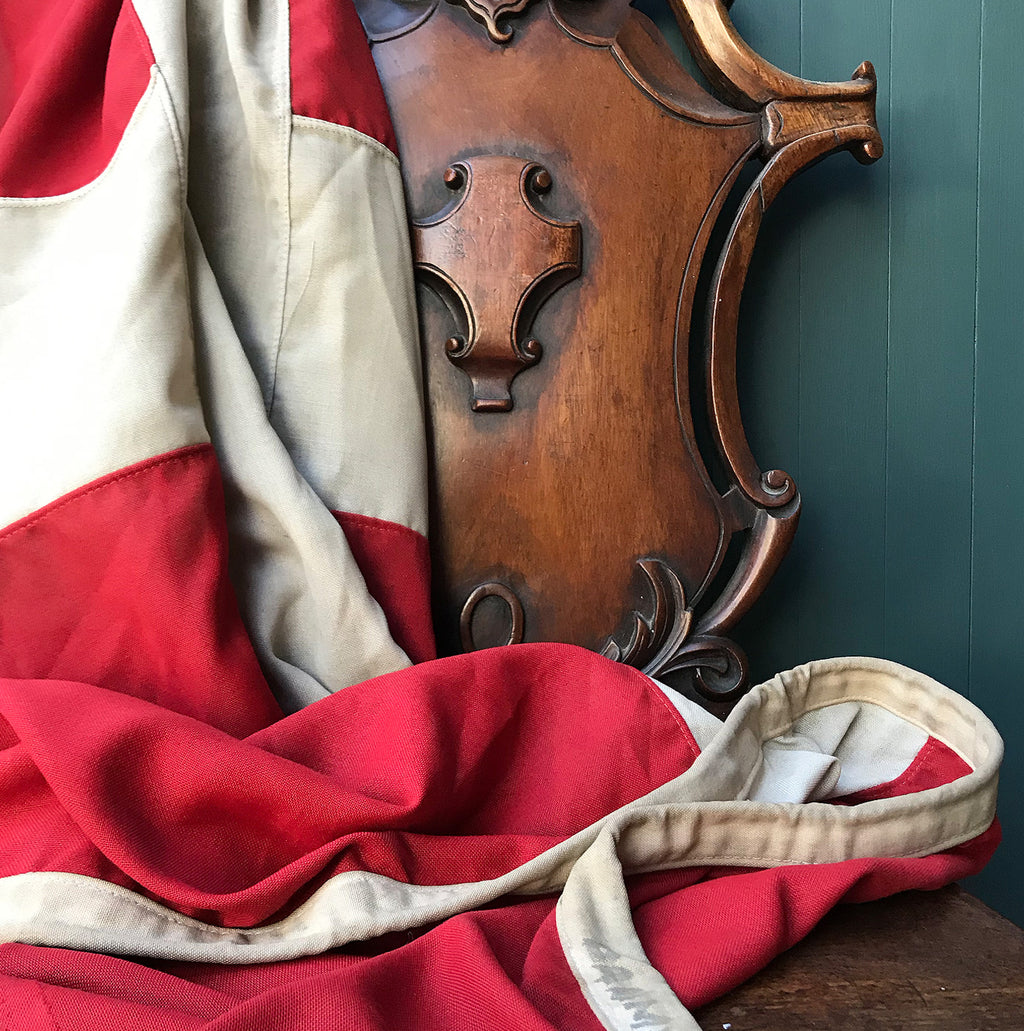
[
  {"left": 0, "top": 70, "right": 209, "bottom": 530},
  {"left": 556, "top": 656, "right": 1002, "bottom": 1031},
  {"left": 274, "top": 118, "right": 427, "bottom": 535},
  {"left": 0, "top": 658, "right": 1000, "bottom": 983},
  {"left": 290, "top": 115, "right": 400, "bottom": 167},
  {"left": 185, "top": 211, "right": 411, "bottom": 711}
]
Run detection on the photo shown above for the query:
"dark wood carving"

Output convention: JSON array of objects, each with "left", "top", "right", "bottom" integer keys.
[
  {"left": 460, "top": 581, "right": 526, "bottom": 650},
  {"left": 413, "top": 158, "right": 582, "bottom": 412},
  {"left": 358, "top": 0, "right": 881, "bottom": 698},
  {"left": 600, "top": 559, "right": 747, "bottom": 700},
  {"left": 445, "top": 0, "right": 538, "bottom": 43}
]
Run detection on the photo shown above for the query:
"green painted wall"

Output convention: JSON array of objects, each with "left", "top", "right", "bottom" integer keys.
[{"left": 645, "top": 0, "right": 1023, "bottom": 925}]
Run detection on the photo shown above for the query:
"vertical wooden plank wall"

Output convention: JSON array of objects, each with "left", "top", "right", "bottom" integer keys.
[
  {"left": 655, "top": 0, "right": 1022, "bottom": 923},
  {"left": 966, "top": 0, "right": 1024, "bottom": 926},
  {"left": 883, "top": 2, "right": 980, "bottom": 690}
]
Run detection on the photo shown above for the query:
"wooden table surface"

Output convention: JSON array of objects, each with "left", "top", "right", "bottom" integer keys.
[{"left": 694, "top": 886, "right": 1024, "bottom": 1030}]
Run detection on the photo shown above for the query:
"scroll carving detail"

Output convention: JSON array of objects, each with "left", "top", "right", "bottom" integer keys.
[
  {"left": 601, "top": 560, "right": 749, "bottom": 700},
  {"left": 445, "top": 0, "right": 538, "bottom": 43},
  {"left": 362, "top": 0, "right": 883, "bottom": 704},
  {"left": 414, "top": 157, "right": 581, "bottom": 412}
]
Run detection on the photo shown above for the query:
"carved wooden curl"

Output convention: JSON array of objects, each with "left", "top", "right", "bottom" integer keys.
[
  {"left": 445, "top": 0, "right": 538, "bottom": 42},
  {"left": 460, "top": 582, "right": 526, "bottom": 650},
  {"left": 689, "top": 17, "right": 882, "bottom": 510},
  {"left": 596, "top": 0, "right": 879, "bottom": 691},
  {"left": 601, "top": 559, "right": 749, "bottom": 701}
]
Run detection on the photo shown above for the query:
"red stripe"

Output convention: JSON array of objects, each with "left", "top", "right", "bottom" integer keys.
[
  {"left": 0, "top": 444, "right": 281, "bottom": 736},
  {"left": 0, "top": 0, "right": 153, "bottom": 197},
  {"left": 332, "top": 510, "right": 435, "bottom": 663},
  {"left": 832, "top": 735, "right": 974, "bottom": 805},
  {"left": 0, "top": 644, "right": 697, "bottom": 924},
  {"left": 288, "top": 0, "right": 397, "bottom": 152}
]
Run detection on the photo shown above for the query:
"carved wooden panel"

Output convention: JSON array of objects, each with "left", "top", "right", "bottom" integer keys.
[
  {"left": 356, "top": 0, "right": 881, "bottom": 699},
  {"left": 414, "top": 157, "right": 581, "bottom": 412}
]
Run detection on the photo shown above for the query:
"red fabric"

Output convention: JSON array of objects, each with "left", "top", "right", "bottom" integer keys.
[
  {"left": 0, "top": 446, "right": 702, "bottom": 925},
  {"left": 333, "top": 511, "right": 436, "bottom": 664},
  {"left": 0, "top": 445, "right": 281, "bottom": 737},
  {"left": 835, "top": 735, "right": 972, "bottom": 804},
  {"left": 0, "top": 783, "right": 997, "bottom": 1030},
  {"left": 0, "top": 0, "right": 152, "bottom": 197},
  {"left": 289, "top": 0, "right": 397, "bottom": 152},
  {"left": 0, "top": 445, "right": 999, "bottom": 1026},
  {"left": 636, "top": 815, "right": 1000, "bottom": 1010},
  {"left": 0, "top": 2, "right": 1000, "bottom": 1025}
]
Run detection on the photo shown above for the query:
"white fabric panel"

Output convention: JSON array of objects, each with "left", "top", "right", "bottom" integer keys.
[
  {"left": 125, "top": 0, "right": 423, "bottom": 708},
  {"left": 186, "top": 213, "right": 411, "bottom": 710},
  {"left": 275, "top": 118, "right": 427, "bottom": 533},
  {"left": 181, "top": 0, "right": 292, "bottom": 408},
  {"left": 652, "top": 679, "right": 928, "bottom": 804},
  {"left": 0, "top": 658, "right": 1000, "bottom": 984},
  {"left": 748, "top": 737, "right": 842, "bottom": 803},
  {"left": 0, "top": 72, "right": 209, "bottom": 529},
  {"left": 131, "top": 0, "right": 189, "bottom": 149},
  {"left": 650, "top": 677, "right": 723, "bottom": 751},
  {"left": 788, "top": 700, "right": 930, "bottom": 797}
]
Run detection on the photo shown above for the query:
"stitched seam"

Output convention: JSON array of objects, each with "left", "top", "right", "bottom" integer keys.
[
  {"left": 125, "top": 1, "right": 154, "bottom": 65},
  {"left": 291, "top": 115, "right": 400, "bottom": 167},
  {"left": 0, "top": 71, "right": 158, "bottom": 207},
  {"left": 3, "top": 873, "right": 446, "bottom": 939},
  {"left": 0, "top": 446, "right": 211, "bottom": 546},
  {"left": 267, "top": 7, "right": 294, "bottom": 419},
  {"left": 135, "top": 9, "right": 188, "bottom": 171},
  {"left": 629, "top": 670, "right": 702, "bottom": 762},
  {"left": 33, "top": 878, "right": 222, "bottom": 935},
  {"left": 620, "top": 823, "right": 997, "bottom": 877},
  {"left": 839, "top": 738, "right": 950, "bottom": 803},
  {"left": 333, "top": 511, "right": 429, "bottom": 543},
  {"left": 154, "top": 69, "right": 205, "bottom": 424},
  {"left": 631, "top": 813, "right": 1000, "bottom": 872},
  {"left": 153, "top": 68, "right": 186, "bottom": 199},
  {"left": 762, "top": 694, "right": 972, "bottom": 762},
  {"left": 645, "top": 679, "right": 702, "bottom": 762},
  {"left": 278, "top": 237, "right": 315, "bottom": 345},
  {"left": 271, "top": 111, "right": 400, "bottom": 415}
]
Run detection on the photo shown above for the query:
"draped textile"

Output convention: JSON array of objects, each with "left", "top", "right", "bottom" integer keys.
[{"left": 0, "top": 2, "right": 1002, "bottom": 1028}]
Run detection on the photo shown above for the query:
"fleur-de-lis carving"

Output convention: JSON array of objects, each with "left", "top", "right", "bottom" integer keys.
[{"left": 444, "top": 0, "right": 537, "bottom": 43}]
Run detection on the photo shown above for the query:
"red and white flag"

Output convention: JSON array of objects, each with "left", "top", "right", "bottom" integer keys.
[{"left": 0, "top": 2, "right": 1002, "bottom": 1028}]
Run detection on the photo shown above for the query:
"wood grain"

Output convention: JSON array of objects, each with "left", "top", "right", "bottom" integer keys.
[
  {"left": 360, "top": 0, "right": 880, "bottom": 697},
  {"left": 695, "top": 886, "right": 1024, "bottom": 1030}
]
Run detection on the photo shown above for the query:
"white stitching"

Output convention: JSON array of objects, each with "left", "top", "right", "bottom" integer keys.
[{"left": 291, "top": 115, "right": 400, "bottom": 166}]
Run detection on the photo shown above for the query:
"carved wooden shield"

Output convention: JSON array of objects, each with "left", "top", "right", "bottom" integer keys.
[{"left": 355, "top": 0, "right": 881, "bottom": 699}]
